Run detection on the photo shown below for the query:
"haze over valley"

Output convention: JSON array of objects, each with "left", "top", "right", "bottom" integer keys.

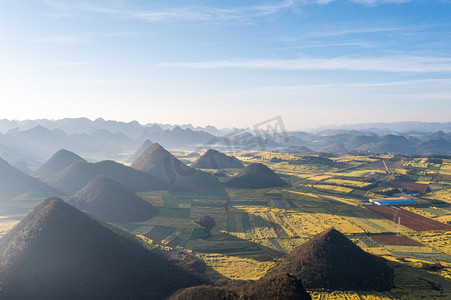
[{"left": 0, "top": 117, "right": 450, "bottom": 299}]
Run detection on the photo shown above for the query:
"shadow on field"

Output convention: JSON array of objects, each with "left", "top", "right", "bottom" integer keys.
[
  {"left": 387, "top": 258, "right": 451, "bottom": 298},
  {"left": 192, "top": 231, "right": 284, "bottom": 261}
]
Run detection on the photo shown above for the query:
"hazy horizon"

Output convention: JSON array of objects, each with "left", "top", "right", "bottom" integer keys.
[
  {"left": 1, "top": 117, "right": 451, "bottom": 132},
  {"left": 1, "top": 1, "right": 450, "bottom": 129}
]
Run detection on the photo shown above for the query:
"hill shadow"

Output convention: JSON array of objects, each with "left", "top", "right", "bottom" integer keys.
[
  {"left": 385, "top": 259, "right": 451, "bottom": 298},
  {"left": 168, "top": 186, "right": 229, "bottom": 198},
  {"left": 191, "top": 230, "right": 285, "bottom": 261}
]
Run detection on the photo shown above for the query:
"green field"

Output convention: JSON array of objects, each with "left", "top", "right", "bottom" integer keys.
[{"left": 2, "top": 154, "right": 451, "bottom": 299}]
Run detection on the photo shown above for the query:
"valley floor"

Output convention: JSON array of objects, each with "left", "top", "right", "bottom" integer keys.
[{"left": 2, "top": 153, "right": 451, "bottom": 299}]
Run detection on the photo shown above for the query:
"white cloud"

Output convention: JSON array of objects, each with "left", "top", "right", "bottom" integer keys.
[
  {"left": 40, "top": 0, "right": 343, "bottom": 24},
  {"left": 208, "top": 78, "right": 451, "bottom": 95},
  {"left": 44, "top": 61, "right": 93, "bottom": 67},
  {"left": 351, "top": 0, "right": 413, "bottom": 4},
  {"left": 161, "top": 56, "right": 451, "bottom": 73},
  {"left": 41, "top": 0, "right": 298, "bottom": 23},
  {"left": 128, "top": 1, "right": 297, "bottom": 23},
  {"left": 303, "top": 26, "right": 408, "bottom": 37},
  {"left": 316, "top": 0, "right": 336, "bottom": 4},
  {"left": 274, "top": 40, "right": 377, "bottom": 50},
  {"left": 32, "top": 35, "right": 88, "bottom": 44},
  {"left": 41, "top": 0, "right": 121, "bottom": 14}
]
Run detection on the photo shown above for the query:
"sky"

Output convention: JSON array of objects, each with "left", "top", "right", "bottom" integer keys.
[{"left": 0, "top": 0, "right": 450, "bottom": 130}]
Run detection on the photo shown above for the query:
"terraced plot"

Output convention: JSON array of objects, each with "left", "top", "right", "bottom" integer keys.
[
  {"left": 145, "top": 225, "right": 176, "bottom": 241},
  {"left": 370, "top": 234, "right": 424, "bottom": 246},
  {"left": 367, "top": 206, "right": 451, "bottom": 231}
]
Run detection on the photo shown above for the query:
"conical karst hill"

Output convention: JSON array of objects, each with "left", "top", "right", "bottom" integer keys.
[
  {"left": 191, "top": 149, "right": 244, "bottom": 169},
  {"left": 226, "top": 163, "right": 287, "bottom": 188},
  {"left": 34, "top": 149, "right": 86, "bottom": 179},
  {"left": 45, "top": 159, "right": 171, "bottom": 195},
  {"left": 125, "top": 139, "right": 153, "bottom": 163},
  {"left": 0, "top": 198, "right": 202, "bottom": 299},
  {"left": 131, "top": 143, "right": 221, "bottom": 190},
  {"left": 268, "top": 228, "right": 395, "bottom": 291},
  {"left": 70, "top": 175, "right": 155, "bottom": 223}
]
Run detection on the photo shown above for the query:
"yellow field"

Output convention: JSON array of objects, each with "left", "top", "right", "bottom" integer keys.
[
  {"left": 2, "top": 153, "right": 451, "bottom": 299},
  {"left": 404, "top": 159, "right": 429, "bottom": 168},
  {"left": 409, "top": 231, "right": 451, "bottom": 256},
  {"left": 401, "top": 206, "right": 437, "bottom": 219},
  {"left": 308, "top": 175, "right": 332, "bottom": 181},
  {"left": 424, "top": 189, "right": 451, "bottom": 203},
  {"left": 440, "top": 162, "right": 451, "bottom": 175},
  {"left": 74, "top": 154, "right": 451, "bottom": 299},
  {"left": 313, "top": 184, "right": 353, "bottom": 194},
  {"left": 323, "top": 178, "right": 373, "bottom": 188},
  {"left": 309, "top": 291, "right": 395, "bottom": 300},
  {"left": 199, "top": 253, "right": 275, "bottom": 281},
  {"left": 335, "top": 169, "right": 386, "bottom": 177}
]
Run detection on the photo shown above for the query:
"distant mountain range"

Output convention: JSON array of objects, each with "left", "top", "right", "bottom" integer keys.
[
  {"left": 0, "top": 118, "right": 218, "bottom": 165},
  {"left": 310, "top": 121, "right": 451, "bottom": 133},
  {"left": 287, "top": 131, "right": 451, "bottom": 155},
  {"left": 0, "top": 118, "right": 449, "bottom": 167},
  {"left": 0, "top": 118, "right": 224, "bottom": 137}
]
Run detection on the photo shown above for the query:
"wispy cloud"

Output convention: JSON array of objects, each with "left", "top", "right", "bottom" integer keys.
[
  {"left": 134, "top": 1, "right": 299, "bottom": 22},
  {"left": 44, "top": 61, "right": 93, "bottom": 67},
  {"left": 41, "top": 0, "right": 122, "bottom": 14},
  {"left": 25, "top": 31, "right": 153, "bottom": 45},
  {"left": 303, "top": 25, "right": 409, "bottom": 38},
  {"left": 42, "top": 0, "right": 298, "bottom": 23},
  {"left": 39, "top": 0, "right": 425, "bottom": 24},
  {"left": 409, "top": 92, "right": 451, "bottom": 100},
  {"left": 274, "top": 40, "right": 377, "bottom": 50},
  {"left": 84, "top": 32, "right": 154, "bottom": 38},
  {"left": 31, "top": 35, "right": 89, "bottom": 44},
  {"left": 211, "top": 78, "right": 451, "bottom": 92},
  {"left": 352, "top": 0, "right": 413, "bottom": 5},
  {"left": 40, "top": 0, "right": 353, "bottom": 24},
  {"left": 40, "top": 0, "right": 426, "bottom": 21},
  {"left": 205, "top": 78, "right": 451, "bottom": 104},
  {"left": 161, "top": 56, "right": 451, "bottom": 73}
]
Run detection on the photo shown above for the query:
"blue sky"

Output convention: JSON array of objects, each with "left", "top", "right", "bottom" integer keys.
[{"left": 0, "top": 0, "right": 450, "bottom": 129}]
